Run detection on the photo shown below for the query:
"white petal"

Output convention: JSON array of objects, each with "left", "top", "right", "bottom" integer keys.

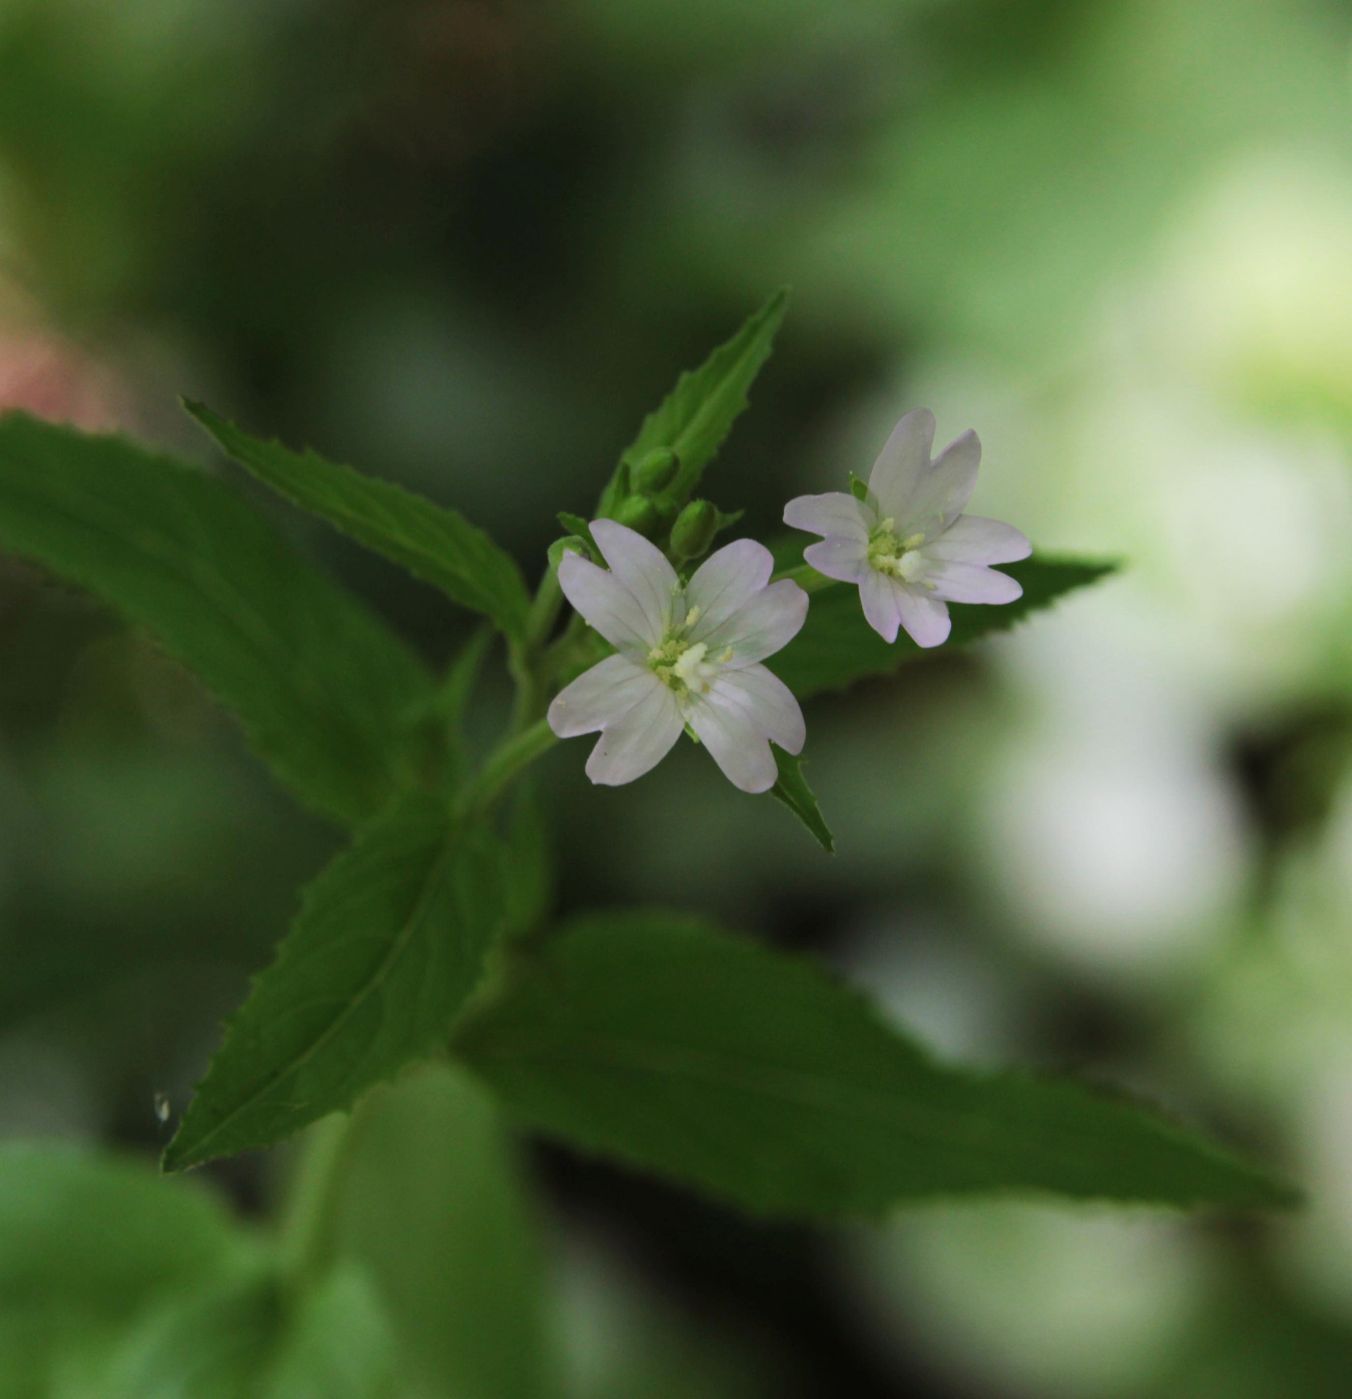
[
  {"left": 866, "top": 409, "right": 936, "bottom": 519},
  {"left": 684, "top": 538, "right": 773, "bottom": 637},
  {"left": 590, "top": 519, "right": 679, "bottom": 640},
  {"left": 584, "top": 681, "right": 683, "bottom": 786},
  {"left": 548, "top": 655, "right": 657, "bottom": 738},
  {"left": 926, "top": 514, "right": 1031, "bottom": 565},
  {"left": 922, "top": 559, "right": 1023, "bottom": 605},
  {"left": 804, "top": 535, "right": 869, "bottom": 583},
  {"left": 897, "top": 429, "right": 981, "bottom": 537},
  {"left": 783, "top": 491, "right": 871, "bottom": 541},
  {"left": 706, "top": 664, "right": 805, "bottom": 754},
  {"left": 694, "top": 579, "right": 807, "bottom": 666},
  {"left": 895, "top": 585, "right": 952, "bottom": 648},
  {"left": 558, "top": 554, "right": 654, "bottom": 655},
  {"left": 687, "top": 685, "right": 777, "bottom": 794},
  {"left": 859, "top": 570, "right": 903, "bottom": 643}
]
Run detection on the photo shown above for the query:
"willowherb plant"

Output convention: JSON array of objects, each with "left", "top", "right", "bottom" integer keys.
[{"left": 0, "top": 291, "right": 1292, "bottom": 1334}]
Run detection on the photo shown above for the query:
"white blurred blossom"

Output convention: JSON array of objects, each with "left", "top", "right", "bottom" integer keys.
[{"left": 784, "top": 408, "right": 1029, "bottom": 647}]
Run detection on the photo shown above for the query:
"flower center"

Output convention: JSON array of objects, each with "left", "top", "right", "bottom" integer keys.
[
  {"left": 649, "top": 636, "right": 714, "bottom": 697},
  {"left": 867, "top": 518, "right": 929, "bottom": 584}
]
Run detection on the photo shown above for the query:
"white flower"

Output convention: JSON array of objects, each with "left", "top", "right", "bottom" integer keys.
[
  {"left": 783, "top": 408, "right": 1031, "bottom": 647},
  {"left": 548, "top": 521, "right": 808, "bottom": 793}
]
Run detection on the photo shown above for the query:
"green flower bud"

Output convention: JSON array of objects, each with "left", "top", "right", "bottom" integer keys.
[
  {"left": 632, "top": 446, "right": 679, "bottom": 494},
  {"left": 849, "top": 472, "right": 870, "bottom": 502},
  {"left": 612, "top": 495, "right": 659, "bottom": 534},
  {"left": 547, "top": 534, "right": 589, "bottom": 569},
  {"left": 669, "top": 498, "right": 719, "bottom": 562}
]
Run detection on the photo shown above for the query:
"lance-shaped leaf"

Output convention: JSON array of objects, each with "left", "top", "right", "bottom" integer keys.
[
  {"left": 187, "top": 401, "right": 532, "bottom": 643},
  {"left": 601, "top": 289, "right": 789, "bottom": 514},
  {"left": 164, "top": 795, "right": 507, "bottom": 1171},
  {"left": 771, "top": 751, "right": 834, "bottom": 853},
  {"left": 769, "top": 555, "right": 1116, "bottom": 699},
  {"left": 456, "top": 913, "right": 1294, "bottom": 1216},
  {"left": 0, "top": 413, "right": 429, "bottom": 824}
]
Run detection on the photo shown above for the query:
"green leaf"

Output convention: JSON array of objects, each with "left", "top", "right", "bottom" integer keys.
[
  {"left": 326, "top": 1063, "right": 550, "bottom": 1399},
  {"left": 0, "top": 1144, "right": 244, "bottom": 1321},
  {"left": 605, "top": 288, "right": 789, "bottom": 512},
  {"left": 0, "top": 412, "right": 430, "bottom": 825},
  {"left": 164, "top": 793, "right": 507, "bottom": 1170},
  {"left": 418, "top": 624, "right": 494, "bottom": 793},
  {"left": 0, "top": 1144, "right": 251, "bottom": 1397},
  {"left": 770, "top": 555, "right": 1117, "bottom": 699},
  {"left": 457, "top": 913, "right": 1294, "bottom": 1216},
  {"left": 187, "top": 400, "right": 532, "bottom": 643},
  {"left": 770, "top": 750, "right": 834, "bottom": 853},
  {"left": 89, "top": 1262, "right": 398, "bottom": 1399}
]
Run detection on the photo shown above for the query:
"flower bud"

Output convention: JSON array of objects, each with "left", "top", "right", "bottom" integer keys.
[
  {"left": 669, "top": 498, "right": 719, "bottom": 562},
  {"left": 548, "top": 534, "right": 589, "bottom": 569},
  {"left": 632, "top": 447, "right": 679, "bottom": 494},
  {"left": 612, "top": 495, "right": 659, "bottom": 534}
]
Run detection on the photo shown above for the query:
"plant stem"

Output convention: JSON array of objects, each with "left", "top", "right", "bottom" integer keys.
[
  {"left": 278, "top": 1108, "right": 366, "bottom": 1286},
  {"left": 462, "top": 717, "right": 557, "bottom": 816}
]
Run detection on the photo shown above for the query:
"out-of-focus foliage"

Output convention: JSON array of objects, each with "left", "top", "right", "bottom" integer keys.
[{"left": 3, "top": 0, "right": 1352, "bottom": 1393}]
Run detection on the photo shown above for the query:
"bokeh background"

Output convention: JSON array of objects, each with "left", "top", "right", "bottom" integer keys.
[{"left": 3, "top": 1, "right": 1352, "bottom": 1394}]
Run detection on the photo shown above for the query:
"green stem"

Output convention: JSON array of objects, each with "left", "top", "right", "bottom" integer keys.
[
  {"left": 278, "top": 1108, "right": 366, "bottom": 1286},
  {"left": 524, "top": 560, "right": 565, "bottom": 651},
  {"left": 461, "top": 717, "right": 557, "bottom": 816}
]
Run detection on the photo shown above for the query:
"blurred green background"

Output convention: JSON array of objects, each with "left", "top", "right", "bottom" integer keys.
[{"left": 2, "top": 0, "right": 1352, "bottom": 1394}]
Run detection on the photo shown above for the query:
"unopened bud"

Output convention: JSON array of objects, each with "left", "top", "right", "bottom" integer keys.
[
  {"left": 632, "top": 447, "right": 678, "bottom": 494},
  {"left": 670, "top": 498, "right": 719, "bottom": 562},
  {"left": 612, "top": 495, "right": 659, "bottom": 534},
  {"left": 548, "top": 534, "right": 588, "bottom": 570}
]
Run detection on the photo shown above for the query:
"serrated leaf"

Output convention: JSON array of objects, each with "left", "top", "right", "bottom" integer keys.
[
  {"left": 603, "top": 289, "right": 789, "bottom": 512},
  {"left": 164, "top": 794, "right": 507, "bottom": 1170},
  {"left": 187, "top": 400, "right": 532, "bottom": 642},
  {"left": 0, "top": 413, "right": 429, "bottom": 825},
  {"left": 770, "top": 751, "right": 834, "bottom": 853},
  {"left": 770, "top": 555, "right": 1116, "bottom": 699},
  {"left": 456, "top": 913, "right": 1294, "bottom": 1216}
]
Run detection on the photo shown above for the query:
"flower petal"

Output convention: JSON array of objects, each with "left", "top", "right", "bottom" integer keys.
[
  {"left": 925, "top": 515, "right": 1031, "bottom": 565},
  {"left": 687, "top": 685, "right": 777, "bottom": 794},
  {"left": 706, "top": 663, "right": 805, "bottom": 754},
  {"left": 584, "top": 681, "right": 683, "bottom": 786},
  {"left": 694, "top": 579, "right": 808, "bottom": 666},
  {"left": 804, "top": 535, "right": 869, "bottom": 583},
  {"left": 897, "top": 428, "right": 981, "bottom": 537},
  {"left": 895, "top": 585, "right": 952, "bottom": 648},
  {"left": 922, "top": 559, "right": 1023, "bottom": 605},
  {"left": 866, "top": 409, "right": 936, "bottom": 520},
  {"left": 558, "top": 553, "right": 654, "bottom": 655},
  {"left": 684, "top": 538, "right": 774, "bottom": 637},
  {"left": 590, "top": 519, "right": 679, "bottom": 640},
  {"left": 858, "top": 570, "right": 903, "bottom": 643},
  {"left": 547, "top": 654, "right": 657, "bottom": 738},
  {"left": 783, "top": 491, "right": 871, "bottom": 541}
]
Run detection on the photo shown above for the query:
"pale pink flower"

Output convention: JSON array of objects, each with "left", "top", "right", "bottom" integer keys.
[
  {"left": 548, "top": 521, "right": 808, "bottom": 793},
  {"left": 783, "top": 408, "right": 1031, "bottom": 647}
]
